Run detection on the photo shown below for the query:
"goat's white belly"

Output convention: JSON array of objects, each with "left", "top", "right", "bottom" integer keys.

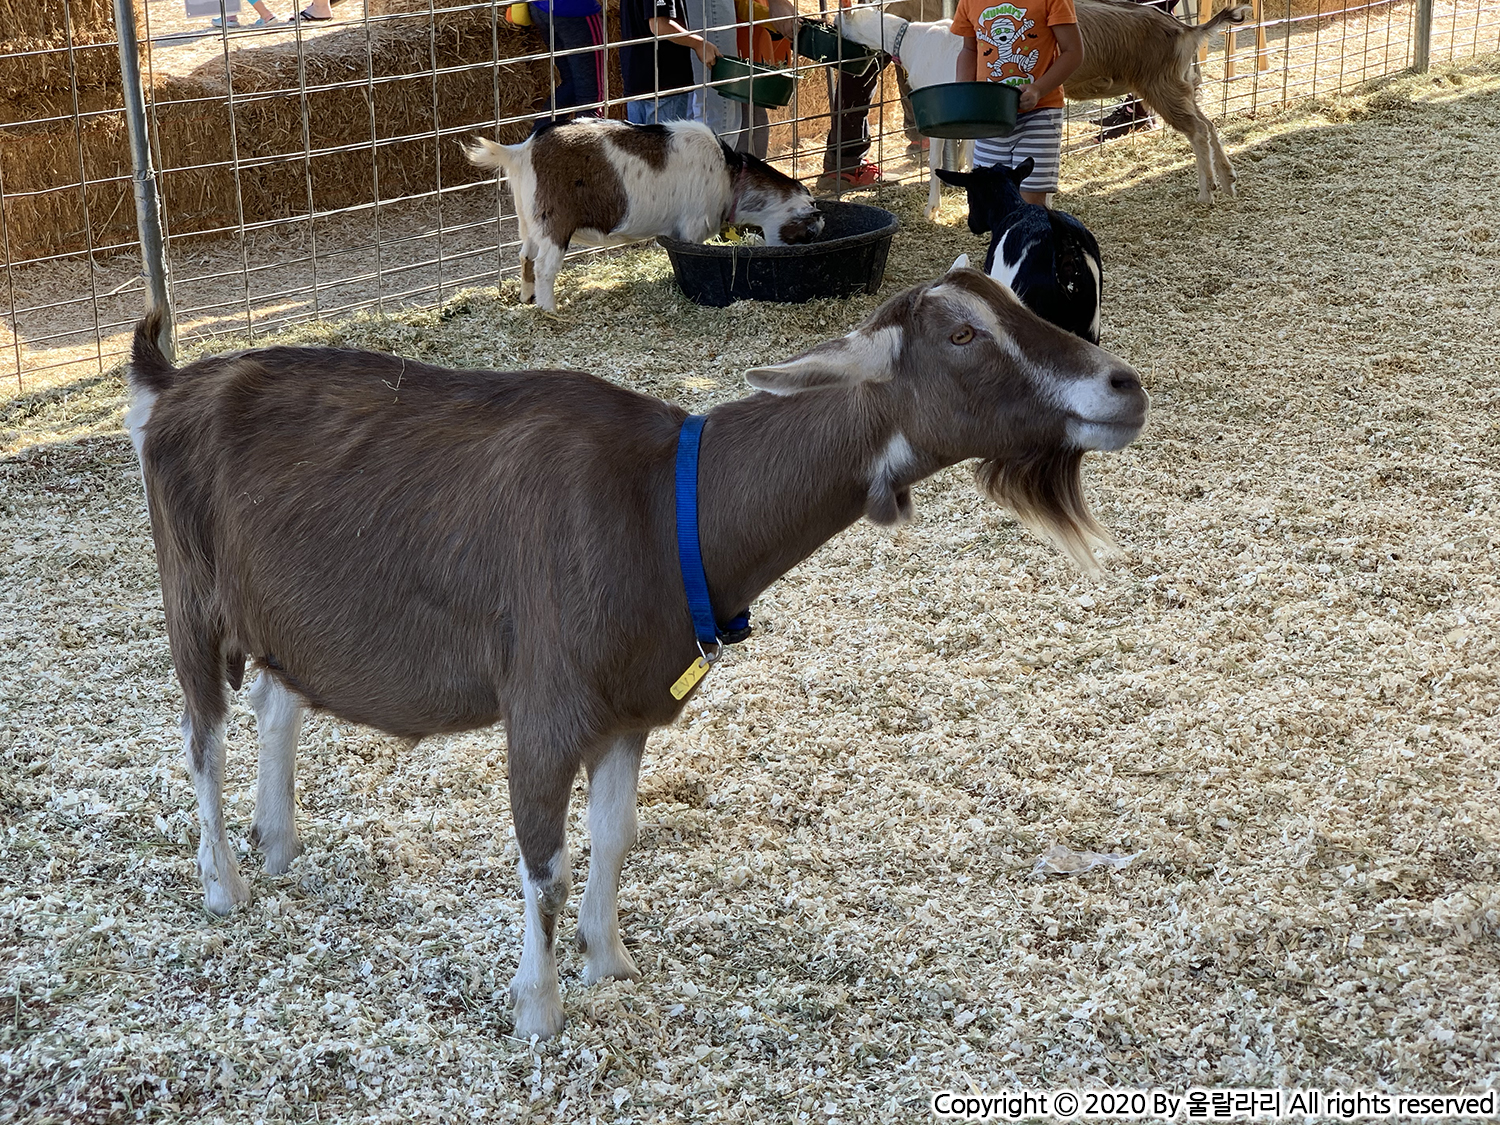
[
  {"left": 1063, "top": 75, "right": 1130, "bottom": 100},
  {"left": 570, "top": 227, "right": 632, "bottom": 248}
]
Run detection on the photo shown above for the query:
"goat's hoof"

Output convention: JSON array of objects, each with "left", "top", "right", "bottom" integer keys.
[
  {"left": 925, "top": 207, "right": 940, "bottom": 222},
  {"left": 511, "top": 993, "right": 566, "bottom": 1040},
  {"left": 202, "top": 868, "right": 251, "bottom": 915},
  {"left": 582, "top": 946, "right": 641, "bottom": 986},
  {"left": 252, "top": 831, "right": 304, "bottom": 875}
]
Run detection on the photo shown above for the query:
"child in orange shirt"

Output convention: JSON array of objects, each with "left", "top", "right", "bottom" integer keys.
[{"left": 952, "top": 0, "right": 1084, "bottom": 203}]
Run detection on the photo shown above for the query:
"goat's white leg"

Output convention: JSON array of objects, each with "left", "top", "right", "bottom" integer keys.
[
  {"left": 519, "top": 254, "right": 538, "bottom": 306},
  {"left": 247, "top": 673, "right": 304, "bottom": 874},
  {"left": 532, "top": 241, "right": 566, "bottom": 313},
  {"left": 1204, "top": 116, "right": 1237, "bottom": 198},
  {"left": 185, "top": 714, "right": 250, "bottom": 914},
  {"left": 926, "top": 142, "right": 943, "bottom": 221},
  {"left": 1154, "top": 97, "right": 1217, "bottom": 202},
  {"left": 512, "top": 846, "right": 571, "bottom": 1039},
  {"left": 508, "top": 732, "right": 579, "bottom": 1039},
  {"left": 577, "top": 733, "right": 645, "bottom": 985},
  {"left": 514, "top": 205, "right": 538, "bottom": 306}
]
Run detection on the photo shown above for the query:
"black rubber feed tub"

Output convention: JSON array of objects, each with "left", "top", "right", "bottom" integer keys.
[{"left": 658, "top": 200, "right": 898, "bottom": 308}]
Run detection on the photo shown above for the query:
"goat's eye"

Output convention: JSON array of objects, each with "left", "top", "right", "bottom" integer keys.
[{"left": 950, "top": 326, "right": 975, "bottom": 345}]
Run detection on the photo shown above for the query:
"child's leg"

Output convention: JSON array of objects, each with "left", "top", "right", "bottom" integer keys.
[{"left": 1012, "top": 107, "right": 1064, "bottom": 206}]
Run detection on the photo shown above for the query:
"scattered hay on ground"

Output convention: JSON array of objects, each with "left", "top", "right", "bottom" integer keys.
[{"left": 2, "top": 58, "right": 1499, "bottom": 1123}]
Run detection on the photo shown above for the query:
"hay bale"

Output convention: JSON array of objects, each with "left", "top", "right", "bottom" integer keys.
[
  {"left": 0, "top": 11, "right": 548, "bottom": 261},
  {"left": 0, "top": 0, "right": 115, "bottom": 43},
  {"left": 0, "top": 4, "right": 141, "bottom": 99}
]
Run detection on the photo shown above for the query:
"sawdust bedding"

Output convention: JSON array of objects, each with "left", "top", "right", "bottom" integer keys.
[{"left": 2, "top": 58, "right": 1499, "bottom": 1124}]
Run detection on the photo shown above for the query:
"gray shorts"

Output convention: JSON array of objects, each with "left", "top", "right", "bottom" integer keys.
[{"left": 972, "top": 107, "right": 1064, "bottom": 194}]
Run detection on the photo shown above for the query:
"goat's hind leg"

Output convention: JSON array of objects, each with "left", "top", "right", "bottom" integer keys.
[
  {"left": 248, "top": 672, "right": 305, "bottom": 874},
  {"left": 577, "top": 732, "right": 645, "bottom": 986},
  {"left": 180, "top": 672, "right": 249, "bottom": 914},
  {"left": 531, "top": 240, "right": 567, "bottom": 314},
  {"left": 1152, "top": 92, "right": 1218, "bottom": 203},
  {"left": 1204, "top": 116, "right": 1237, "bottom": 198}
]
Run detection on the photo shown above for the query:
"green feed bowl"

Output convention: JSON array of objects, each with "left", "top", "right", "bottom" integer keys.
[
  {"left": 795, "top": 19, "right": 879, "bottom": 75},
  {"left": 711, "top": 56, "right": 797, "bottom": 107},
  {"left": 910, "top": 82, "right": 1019, "bottom": 139}
]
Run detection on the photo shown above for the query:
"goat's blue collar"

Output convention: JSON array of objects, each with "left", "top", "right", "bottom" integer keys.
[{"left": 675, "top": 414, "right": 751, "bottom": 659}]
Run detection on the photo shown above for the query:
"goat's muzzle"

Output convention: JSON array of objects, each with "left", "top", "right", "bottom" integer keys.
[
  {"left": 779, "top": 209, "right": 825, "bottom": 245},
  {"left": 1064, "top": 362, "right": 1149, "bottom": 452}
]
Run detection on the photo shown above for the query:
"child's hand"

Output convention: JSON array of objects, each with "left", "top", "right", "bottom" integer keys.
[
  {"left": 698, "top": 40, "right": 721, "bottom": 67},
  {"left": 1017, "top": 84, "right": 1040, "bottom": 112}
]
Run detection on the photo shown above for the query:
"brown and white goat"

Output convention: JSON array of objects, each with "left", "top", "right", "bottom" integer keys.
[
  {"left": 839, "top": 0, "right": 1251, "bottom": 206},
  {"left": 126, "top": 268, "right": 1147, "bottom": 1040},
  {"left": 467, "top": 118, "right": 824, "bottom": 312}
]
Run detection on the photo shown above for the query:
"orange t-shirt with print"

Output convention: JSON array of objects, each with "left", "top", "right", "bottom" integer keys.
[{"left": 950, "top": 0, "right": 1077, "bottom": 111}]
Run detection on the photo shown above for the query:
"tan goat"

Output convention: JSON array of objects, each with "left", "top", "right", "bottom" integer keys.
[{"left": 840, "top": 0, "right": 1251, "bottom": 204}]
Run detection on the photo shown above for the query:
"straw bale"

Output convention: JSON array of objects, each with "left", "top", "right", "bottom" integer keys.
[
  {"left": 1, "top": 57, "right": 1499, "bottom": 1121},
  {"left": 0, "top": 13, "right": 548, "bottom": 261},
  {"left": 0, "top": 0, "right": 116, "bottom": 44},
  {"left": 0, "top": 29, "right": 139, "bottom": 100}
]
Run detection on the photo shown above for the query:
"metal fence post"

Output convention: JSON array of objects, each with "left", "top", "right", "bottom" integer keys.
[
  {"left": 940, "top": 0, "right": 961, "bottom": 173},
  {"left": 113, "top": 0, "right": 174, "bottom": 359},
  {"left": 1413, "top": 0, "right": 1434, "bottom": 72}
]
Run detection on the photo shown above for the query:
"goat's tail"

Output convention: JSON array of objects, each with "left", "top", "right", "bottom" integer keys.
[
  {"left": 1193, "top": 3, "right": 1252, "bottom": 37},
  {"left": 464, "top": 136, "right": 522, "bottom": 180},
  {"left": 130, "top": 301, "right": 176, "bottom": 395}
]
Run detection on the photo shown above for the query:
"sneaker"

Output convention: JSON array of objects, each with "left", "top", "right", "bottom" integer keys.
[
  {"left": 819, "top": 160, "right": 883, "bottom": 189},
  {"left": 1098, "top": 101, "right": 1153, "bottom": 141},
  {"left": 210, "top": 14, "right": 240, "bottom": 26},
  {"left": 250, "top": 14, "right": 282, "bottom": 24}
]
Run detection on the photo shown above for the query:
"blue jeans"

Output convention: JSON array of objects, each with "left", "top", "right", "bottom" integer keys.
[
  {"left": 626, "top": 91, "right": 700, "bottom": 125},
  {"left": 529, "top": 5, "right": 604, "bottom": 115}
]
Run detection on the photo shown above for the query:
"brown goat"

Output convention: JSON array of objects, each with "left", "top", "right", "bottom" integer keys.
[{"left": 126, "top": 267, "right": 1148, "bottom": 1039}]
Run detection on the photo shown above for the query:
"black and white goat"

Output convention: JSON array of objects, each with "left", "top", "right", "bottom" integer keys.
[
  {"left": 467, "top": 118, "right": 824, "bottom": 312},
  {"left": 939, "top": 159, "right": 1103, "bottom": 344},
  {"left": 126, "top": 269, "right": 1146, "bottom": 1039}
]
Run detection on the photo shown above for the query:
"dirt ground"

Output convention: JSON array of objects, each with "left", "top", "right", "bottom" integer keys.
[{"left": 2, "top": 56, "right": 1499, "bottom": 1123}]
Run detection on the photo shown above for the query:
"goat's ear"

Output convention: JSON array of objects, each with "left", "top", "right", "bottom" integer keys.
[
  {"left": 949, "top": 253, "right": 970, "bottom": 272},
  {"left": 935, "top": 168, "right": 971, "bottom": 188},
  {"left": 746, "top": 326, "right": 902, "bottom": 394},
  {"left": 1013, "top": 157, "right": 1035, "bottom": 183}
]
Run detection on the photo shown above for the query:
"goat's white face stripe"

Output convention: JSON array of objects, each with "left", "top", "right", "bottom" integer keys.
[
  {"left": 851, "top": 325, "right": 904, "bottom": 375},
  {"left": 927, "top": 284, "right": 1023, "bottom": 364}
]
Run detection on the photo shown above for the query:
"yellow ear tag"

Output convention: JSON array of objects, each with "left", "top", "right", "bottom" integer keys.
[{"left": 670, "top": 657, "right": 711, "bottom": 700}]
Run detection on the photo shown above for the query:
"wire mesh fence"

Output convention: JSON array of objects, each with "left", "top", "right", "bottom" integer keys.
[{"left": 2, "top": 0, "right": 1496, "bottom": 392}]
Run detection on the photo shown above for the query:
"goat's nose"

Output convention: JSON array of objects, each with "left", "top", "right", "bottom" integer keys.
[{"left": 1109, "top": 366, "right": 1142, "bottom": 395}]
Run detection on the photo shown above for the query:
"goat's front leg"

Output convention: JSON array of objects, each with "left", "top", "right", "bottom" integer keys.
[
  {"left": 185, "top": 711, "right": 250, "bottom": 914},
  {"left": 508, "top": 731, "right": 580, "bottom": 1040},
  {"left": 926, "top": 141, "right": 943, "bottom": 221},
  {"left": 577, "top": 733, "right": 645, "bottom": 985},
  {"left": 247, "top": 673, "right": 305, "bottom": 874}
]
